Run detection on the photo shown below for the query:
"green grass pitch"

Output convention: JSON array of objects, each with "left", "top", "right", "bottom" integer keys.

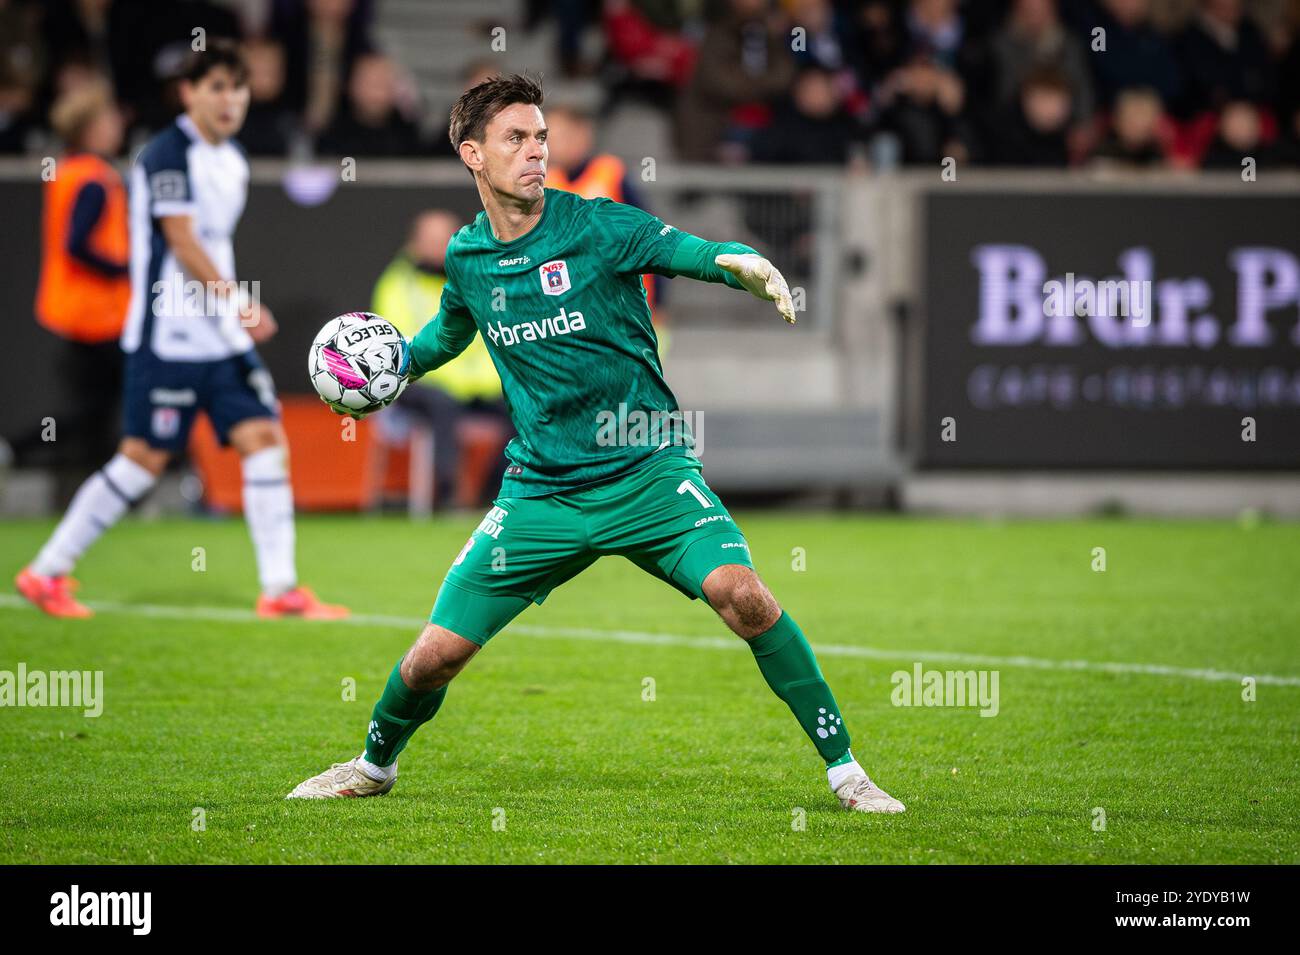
[{"left": 1, "top": 513, "right": 1297, "bottom": 864}]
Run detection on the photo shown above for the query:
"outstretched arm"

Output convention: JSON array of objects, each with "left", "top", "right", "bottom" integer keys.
[
  {"left": 597, "top": 198, "right": 797, "bottom": 324},
  {"left": 667, "top": 235, "right": 796, "bottom": 324}
]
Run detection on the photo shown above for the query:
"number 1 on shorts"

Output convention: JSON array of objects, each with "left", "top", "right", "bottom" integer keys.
[{"left": 677, "top": 479, "right": 712, "bottom": 508}]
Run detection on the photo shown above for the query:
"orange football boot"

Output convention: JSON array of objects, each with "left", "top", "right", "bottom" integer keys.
[
  {"left": 256, "top": 585, "right": 349, "bottom": 620},
  {"left": 15, "top": 567, "right": 93, "bottom": 618}
]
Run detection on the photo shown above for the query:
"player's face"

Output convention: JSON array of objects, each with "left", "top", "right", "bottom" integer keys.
[
  {"left": 479, "top": 103, "right": 548, "bottom": 202},
  {"left": 181, "top": 66, "right": 250, "bottom": 143}
]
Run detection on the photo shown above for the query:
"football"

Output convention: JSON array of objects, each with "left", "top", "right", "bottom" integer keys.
[{"left": 308, "top": 311, "right": 410, "bottom": 416}]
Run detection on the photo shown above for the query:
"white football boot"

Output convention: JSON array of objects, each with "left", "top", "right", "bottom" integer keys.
[
  {"left": 286, "top": 756, "right": 396, "bottom": 799},
  {"left": 835, "top": 774, "right": 906, "bottom": 814}
]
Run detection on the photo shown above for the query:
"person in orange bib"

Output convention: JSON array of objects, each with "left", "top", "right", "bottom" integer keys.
[{"left": 24, "top": 81, "right": 129, "bottom": 480}]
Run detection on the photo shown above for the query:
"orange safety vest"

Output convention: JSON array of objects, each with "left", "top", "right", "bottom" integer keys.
[
  {"left": 547, "top": 154, "right": 657, "bottom": 313},
  {"left": 35, "top": 153, "right": 130, "bottom": 343},
  {"left": 547, "top": 153, "right": 627, "bottom": 201}
]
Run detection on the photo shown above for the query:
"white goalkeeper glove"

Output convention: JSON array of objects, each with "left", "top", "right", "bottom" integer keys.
[{"left": 714, "top": 253, "right": 796, "bottom": 324}]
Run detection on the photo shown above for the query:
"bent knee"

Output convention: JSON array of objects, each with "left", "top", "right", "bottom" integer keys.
[
  {"left": 706, "top": 567, "right": 780, "bottom": 633},
  {"left": 404, "top": 623, "right": 479, "bottom": 689}
]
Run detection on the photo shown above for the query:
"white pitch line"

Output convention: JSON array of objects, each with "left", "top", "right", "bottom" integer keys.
[{"left": 1, "top": 594, "right": 1298, "bottom": 687}]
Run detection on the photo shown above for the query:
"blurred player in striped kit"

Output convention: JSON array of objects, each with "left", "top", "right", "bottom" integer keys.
[{"left": 17, "top": 41, "right": 346, "bottom": 622}]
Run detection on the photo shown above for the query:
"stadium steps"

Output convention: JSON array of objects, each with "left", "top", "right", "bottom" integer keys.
[{"left": 374, "top": 0, "right": 557, "bottom": 132}]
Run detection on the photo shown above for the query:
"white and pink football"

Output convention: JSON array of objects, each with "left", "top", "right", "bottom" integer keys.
[{"left": 308, "top": 311, "right": 410, "bottom": 416}]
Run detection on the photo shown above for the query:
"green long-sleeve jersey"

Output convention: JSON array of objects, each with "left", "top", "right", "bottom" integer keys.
[{"left": 408, "top": 187, "right": 757, "bottom": 498}]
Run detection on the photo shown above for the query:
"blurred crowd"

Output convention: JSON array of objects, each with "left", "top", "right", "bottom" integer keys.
[
  {"left": 0, "top": 0, "right": 437, "bottom": 158},
  {"left": 3, "top": 0, "right": 1299, "bottom": 170},
  {"left": 587, "top": 0, "right": 1300, "bottom": 170}
]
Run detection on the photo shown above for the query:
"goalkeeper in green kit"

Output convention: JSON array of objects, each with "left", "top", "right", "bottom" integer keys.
[{"left": 288, "top": 74, "right": 904, "bottom": 814}]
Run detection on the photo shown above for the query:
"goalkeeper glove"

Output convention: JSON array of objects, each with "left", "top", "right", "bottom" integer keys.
[{"left": 714, "top": 253, "right": 796, "bottom": 324}]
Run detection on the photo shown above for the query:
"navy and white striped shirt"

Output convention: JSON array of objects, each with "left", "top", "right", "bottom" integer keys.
[{"left": 122, "top": 114, "right": 252, "bottom": 361}]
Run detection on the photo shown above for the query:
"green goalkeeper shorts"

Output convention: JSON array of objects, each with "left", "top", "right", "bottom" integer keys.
[{"left": 429, "top": 451, "right": 753, "bottom": 645}]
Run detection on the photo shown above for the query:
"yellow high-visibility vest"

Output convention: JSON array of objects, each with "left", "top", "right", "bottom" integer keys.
[{"left": 371, "top": 256, "right": 502, "bottom": 403}]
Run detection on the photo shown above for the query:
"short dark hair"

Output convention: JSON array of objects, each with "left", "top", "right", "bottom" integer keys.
[
  {"left": 448, "top": 72, "right": 544, "bottom": 157},
  {"left": 179, "top": 38, "right": 249, "bottom": 86}
]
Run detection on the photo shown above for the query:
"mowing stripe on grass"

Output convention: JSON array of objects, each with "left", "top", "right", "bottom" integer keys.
[{"left": 2, "top": 593, "right": 1297, "bottom": 688}]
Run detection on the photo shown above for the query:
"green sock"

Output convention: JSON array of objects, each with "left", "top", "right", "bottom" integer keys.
[
  {"left": 362, "top": 660, "right": 447, "bottom": 767},
  {"left": 747, "top": 612, "right": 852, "bottom": 764}
]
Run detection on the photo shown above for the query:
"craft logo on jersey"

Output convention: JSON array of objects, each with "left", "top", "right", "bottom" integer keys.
[{"left": 539, "top": 259, "right": 571, "bottom": 296}]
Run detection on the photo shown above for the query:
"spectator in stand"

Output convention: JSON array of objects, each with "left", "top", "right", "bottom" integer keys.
[
  {"left": 848, "top": 0, "right": 979, "bottom": 85},
  {"left": 102, "top": 0, "right": 242, "bottom": 135},
  {"left": 1087, "top": 0, "right": 1183, "bottom": 109},
  {"left": 36, "top": 0, "right": 117, "bottom": 124},
  {"left": 317, "top": 53, "right": 422, "bottom": 157},
  {"left": 40, "top": 0, "right": 113, "bottom": 76},
  {"left": 1175, "top": 0, "right": 1275, "bottom": 117},
  {"left": 239, "top": 37, "right": 298, "bottom": 156},
  {"left": 861, "top": 0, "right": 984, "bottom": 165},
  {"left": 272, "top": 0, "right": 375, "bottom": 137},
  {"left": 988, "top": 66, "right": 1073, "bottom": 166},
  {"left": 601, "top": 0, "right": 697, "bottom": 107},
  {"left": 752, "top": 65, "right": 869, "bottom": 163},
  {"left": 901, "top": 0, "right": 967, "bottom": 70},
  {"left": 989, "top": 0, "right": 1096, "bottom": 130},
  {"left": 1201, "top": 99, "right": 1276, "bottom": 169},
  {"left": 846, "top": 0, "right": 908, "bottom": 88},
  {"left": 1092, "top": 86, "right": 1171, "bottom": 168},
  {"left": 786, "top": 0, "right": 848, "bottom": 71},
  {"left": 784, "top": 0, "right": 867, "bottom": 115},
  {"left": 0, "top": 0, "right": 46, "bottom": 153},
  {"left": 526, "top": 0, "right": 601, "bottom": 78},
  {"left": 675, "top": 0, "right": 795, "bottom": 162},
  {"left": 873, "top": 46, "right": 973, "bottom": 163},
  {"left": 874, "top": 63, "right": 971, "bottom": 164}
]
